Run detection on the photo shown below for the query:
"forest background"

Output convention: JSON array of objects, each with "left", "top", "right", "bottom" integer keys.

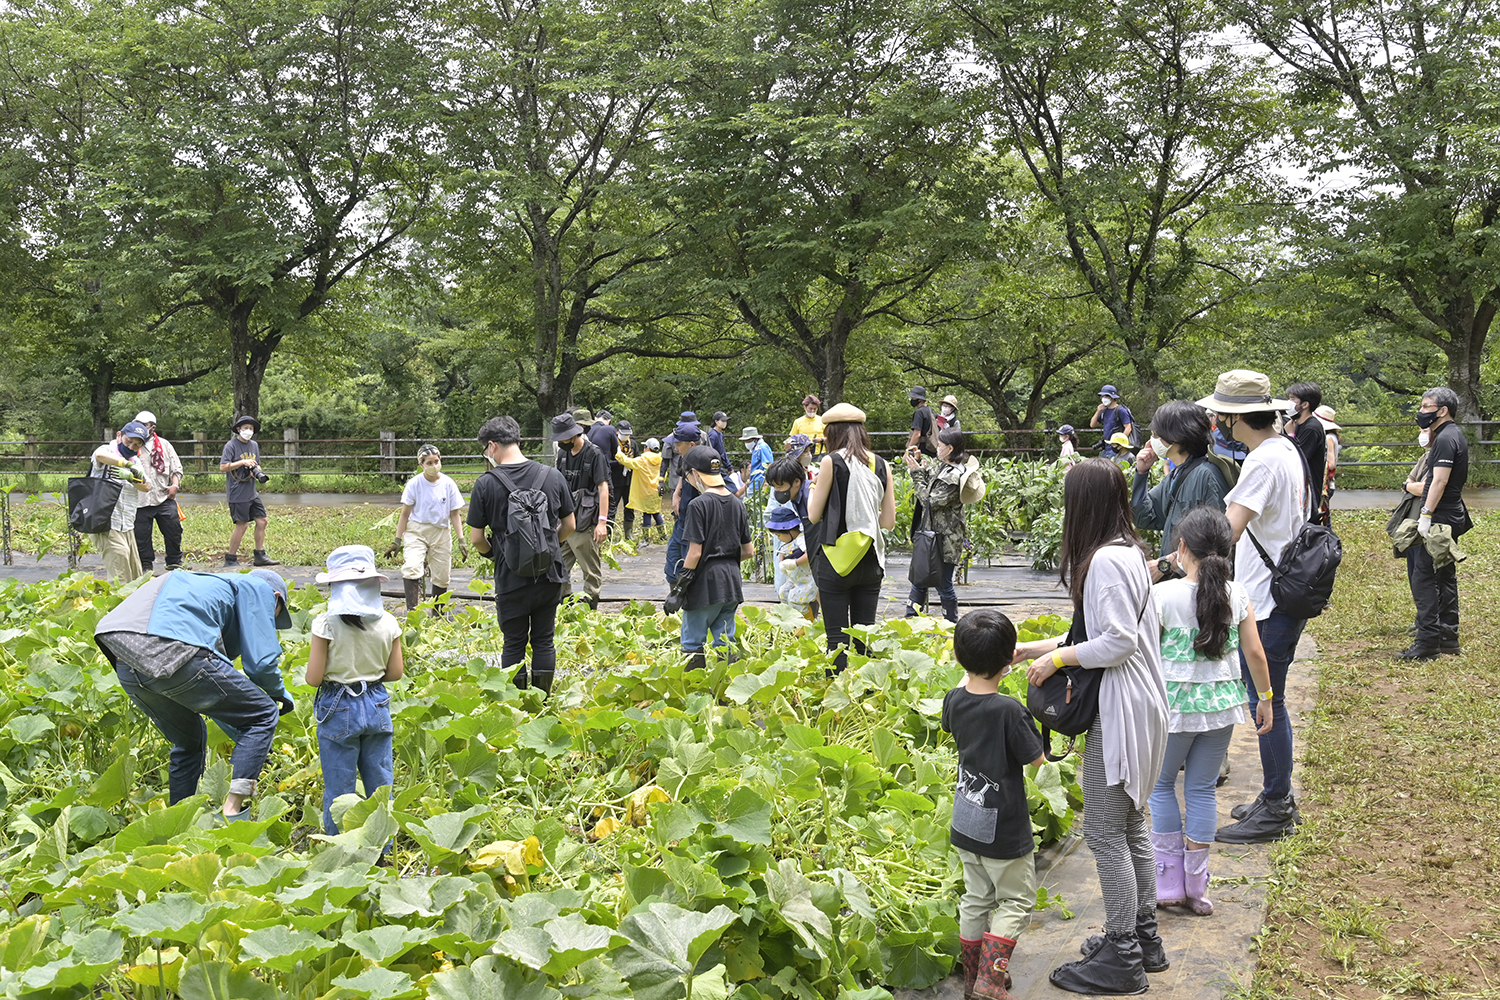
[{"left": 2, "top": 0, "right": 1497, "bottom": 448}]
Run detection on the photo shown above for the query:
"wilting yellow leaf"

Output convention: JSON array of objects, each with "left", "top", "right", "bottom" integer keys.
[
  {"left": 625, "top": 785, "right": 671, "bottom": 827},
  {"left": 590, "top": 816, "right": 621, "bottom": 841},
  {"left": 124, "top": 947, "right": 183, "bottom": 990},
  {"left": 469, "top": 836, "right": 544, "bottom": 873}
]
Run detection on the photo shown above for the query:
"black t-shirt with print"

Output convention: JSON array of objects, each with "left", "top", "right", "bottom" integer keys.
[
  {"left": 941, "top": 686, "right": 1045, "bottom": 860},
  {"left": 682, "top": 491, "right": 750, "bottom": 609},
  {"left": 911, "top": 405, "right": 937, "bottom": 456},
  {"left": 558, "top": 440, "right": 609, "bottom": 522},
  {"left": 467, "top": 460, "right": 576, "bottom": 594},
  {"left": 1424, "top": 421, "right": 1471, "bottom": 532}
]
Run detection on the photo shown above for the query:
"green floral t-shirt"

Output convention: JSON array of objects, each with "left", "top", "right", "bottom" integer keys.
[{"left": 1152, "top": 577, "right": 1250, "bottom": 732}]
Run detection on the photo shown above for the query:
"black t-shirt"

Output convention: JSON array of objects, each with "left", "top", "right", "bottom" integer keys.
[
  {"left": 941, "top": 686, "right": 1045, "bottom": 859},
  {"left": 1424, "top": 421, "right": 1471, "bottom": 531},
  {"left": 682, "top": 491, "right": 750, "bottom": 609},
  {"left": 1290, "top": 415, "right": 1326, "bottom": 494},
  {"left": 911, "top": 405, "right": 937, "bottom": 456},
  {"left": 588, "top": 424, "right": 620, "bottom": 474},
  {"left": 467, "top": 461, "right": 576, "bottom": 594},
  {"left": 558, "top": 440, "right": 609, "bottom": 522}
]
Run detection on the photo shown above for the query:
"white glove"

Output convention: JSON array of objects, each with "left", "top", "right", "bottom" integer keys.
[
  {"left": 779, "top": 559, "right": 798, "bottom": 574},
  {"left": 1417, "top": 513, "right": 1432, "bottom": 537}
]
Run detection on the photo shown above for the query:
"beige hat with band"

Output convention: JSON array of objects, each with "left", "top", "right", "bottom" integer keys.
[
  {"left": 820, "top": 402, "right": 866, "bottom": 424},
  {"left": 1196, "top": 370, "right": 1289, "bottom": 414}
]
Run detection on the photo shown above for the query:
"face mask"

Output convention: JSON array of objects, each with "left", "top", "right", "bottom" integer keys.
[
  {"left": 484, "top": 447, "right": 498, "bottom": 467},
  {"left": 1418, "top": 430, "right": 1431, "bottom": 448},
  {"left": 1285, "top": 404, "right": 1299, "bottom": 419},
  {"left": 1149, "top": 436, "right": 1168, "bottom": 459},
  {"left": 1100, "top": 397, "right": 1111, "bottom": 406},
  {"left": 118, "top": 443, "right": 138, "bottom": 458},
  {"left": 772, "top": 488, "right": 792, "bottom": 504},
  {"left": 1415, "top": 409, "right": 1440, "bottom": 429},
  {"left": 239, "top": 428, "right": 254, "bottom": 441},
  {"left": 424, "top": 462, "right": 442, "bottom": 478}
]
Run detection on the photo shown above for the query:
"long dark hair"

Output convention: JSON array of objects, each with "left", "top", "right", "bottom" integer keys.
[
  {"left": 1173, "top": 506, "right": 1234, "bottom": 659},
  {"left": 823, "top": 420, "right": 872, "bottom": 467},
  {"left": 938, "top": 426, "right": 967, "bottom": 462},
  {"left": 1059, "top": 458, "right": 1145, "bottom": 607}
]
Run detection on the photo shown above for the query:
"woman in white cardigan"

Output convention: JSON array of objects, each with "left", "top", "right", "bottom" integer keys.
[{"left": 1013, "top": 458, "right": 1169, "bottom": 995}]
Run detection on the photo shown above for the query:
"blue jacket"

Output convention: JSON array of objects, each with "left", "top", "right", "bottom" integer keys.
[
  {"left": 747, "top": 440, "right": 774, "bottom": 490},
  {"left": 707, "top": 428, "right": 732, "bottom": 470},
  {"left": 94, "top": 572, "right": 288, "bottom": 700}
]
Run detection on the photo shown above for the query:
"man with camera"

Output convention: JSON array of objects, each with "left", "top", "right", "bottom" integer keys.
[{"left": 220, "top": 415, "right": 278, "bottom": 567}]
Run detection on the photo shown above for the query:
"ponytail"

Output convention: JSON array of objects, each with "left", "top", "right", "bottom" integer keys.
[{"left": 1173, "top": 506, "right": 1236, "bottom": 659}]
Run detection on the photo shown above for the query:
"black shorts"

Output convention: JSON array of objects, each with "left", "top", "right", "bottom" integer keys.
[{"left": 228, "top": 496, "right": 267, "bottom": 524}]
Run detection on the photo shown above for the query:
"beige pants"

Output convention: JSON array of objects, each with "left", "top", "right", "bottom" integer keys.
[
  {"left": 90, "top": 529, "right": 143, "bottom": 583},
  {"left": 402, "top": 519, "right": 453, "bottom": 587},
  {"left": 957, "top": 848, "right": 1037, "bottom": 940},
  {"left": 561, "top": 527, "right": 602, "bottom": 599}
]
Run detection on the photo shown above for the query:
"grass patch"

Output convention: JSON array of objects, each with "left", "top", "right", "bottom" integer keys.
[{"left": 1245, "top": 511, "right": 1500, "bottom": 999}]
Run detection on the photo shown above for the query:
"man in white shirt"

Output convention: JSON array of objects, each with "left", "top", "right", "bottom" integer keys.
[{"left": 1197, "top": 370, "right": 1309, "bottom": 845}]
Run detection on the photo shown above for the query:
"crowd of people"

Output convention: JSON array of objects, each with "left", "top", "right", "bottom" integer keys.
[{"left": 76, "top": 369, "right": 1471, "bottom": 996}]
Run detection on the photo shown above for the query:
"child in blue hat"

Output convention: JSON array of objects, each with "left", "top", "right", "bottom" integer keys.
[
  {"left": 768, "top": 506, "right": 819, "bottom": 619},
  {"left": 307, "top": 545, "right": 403, "bottom": 836}
]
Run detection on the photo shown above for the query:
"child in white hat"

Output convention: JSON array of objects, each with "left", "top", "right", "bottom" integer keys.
[{"left": 307, "top": 545, "right": 403, "bottom": 836}]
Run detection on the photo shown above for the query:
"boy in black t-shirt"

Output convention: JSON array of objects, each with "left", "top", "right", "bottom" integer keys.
[
  {"left": 678, "top": 446, "right": 754, "bottom": 671},
  {"left": 941, "top": 609, "right": 1046, "bottom": 1000}
]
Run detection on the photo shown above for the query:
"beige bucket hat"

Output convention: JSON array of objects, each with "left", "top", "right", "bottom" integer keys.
[{"left": 1196, "top": 370, "right": 1289, "bottom": 414}]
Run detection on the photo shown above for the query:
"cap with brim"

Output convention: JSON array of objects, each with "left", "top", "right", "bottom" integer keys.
[
  {"left": 1099, "top": 385, "right": 1120, "bottom": 398},
  {"left": 646, "top": 437, "right": 661, "bottom": 451},
  {"left": 247, "top": 567, "right": 294, "bottom": 629},
  {"left": 821, "top": 402, "right": 866, "bottom": 424},
  {"left": 120, "top": 421, "right": 150, "bottom": 442},
  {"left": 670, "top": 421, "right": 701, "bottom": 443},
  {"left": 1058, "top": 424, "right": 1075, "bottom": 436},
  {"left": 1107, "top": 432, "right": 1133, "bottom": 449},
  {"left": 134, "top": 410, "right": 157, "bottom": 425},
  {"left": 617, "top": 419, "right": 633, "bottom": 434},
  {"left": 712, "top": 411, "right": 728, "bottom": 422},
  {"left": 1196, "top": 370, "right": 1289, "bottom": 414},
  {"left": 316, "top": 544, "right": 390, "bottom": 584},
  {"left": 785, "top": 433, "right": 812, "bottom": 453},
  {"left": 740, "top": 426, "right": 761, "bottom": 441},
  {"left": 596, "top": 409, "right": 612, "bottom": 421},
  {"left": 684, "top": 445, "right": 724, "bottom": 483},
  {"left": 233, "top": 414, "right": 261, "bottom": 431},
  {"left": 766, "top": 507, "right": 802, "bottom": 532},
  {"left": 552, "top": 413, "right": 586, "bottom": 441}
]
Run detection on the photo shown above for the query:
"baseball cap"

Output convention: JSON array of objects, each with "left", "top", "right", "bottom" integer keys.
[
  {"left": 684, "top": 445, "right": 725, "bottom": 484},
  {"left": 248, "top": 568, "right": 294, "bottom": 629}
]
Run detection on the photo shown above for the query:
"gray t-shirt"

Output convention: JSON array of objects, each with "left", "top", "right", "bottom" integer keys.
[{"left": 221, "top": 437, "right": 262, "bottom": 503}]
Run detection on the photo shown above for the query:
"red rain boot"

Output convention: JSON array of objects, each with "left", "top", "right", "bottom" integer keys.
[
  {"left": 972, "top": 933, "right": 1016, "bottom": 999},
  {"left": 959, "top": 936, "right": 983, "bottom": 999}
]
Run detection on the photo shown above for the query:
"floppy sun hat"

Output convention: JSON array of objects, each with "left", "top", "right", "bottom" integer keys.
[
  {"left": 1196, "top": 370, "right": 1289, "bottom": 414},
  {"left": 1314, "top": 404, "right": 1340, "bottom": 432},
  {"left": 316, "top": 545, "right": 389, "bottom": 619}
]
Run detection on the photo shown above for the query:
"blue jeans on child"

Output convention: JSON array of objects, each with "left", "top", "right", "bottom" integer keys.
[
  {"left": 680, "top": 601, "right": 739, "bottom": 653},
  {"left": 314, "top": 680, "right": 394, "bottom": 835},
  {"left": 1241, "top": 609, "right": 1305, "bottom": 801},
  {"left": 1148, "top": 724, "right": 1236, "bottom": 844}
]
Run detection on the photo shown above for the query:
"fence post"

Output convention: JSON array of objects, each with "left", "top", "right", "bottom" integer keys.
[
  {"left": 380, "top": 430, "right": 396, "bottom": 479},
  {"left": 24, "top": 433, "right": 40, "bottom": 492},
  {"left": 283, "top": 427, "right": 301, "bottom": 490},
  {"left": 194, "top": 431, "right": 208, "bottom": 476},
  {"left": 1, "top": 489, "right": 11, "bottom": 566}
]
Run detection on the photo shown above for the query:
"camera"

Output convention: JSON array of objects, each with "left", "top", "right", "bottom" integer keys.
[{"left": 251, "top": 465, "right": 270, "bottom": 485}]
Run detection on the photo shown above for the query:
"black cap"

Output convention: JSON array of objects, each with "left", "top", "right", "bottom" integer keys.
[
  {"left": 617, "top": 419, "right": 633, "bottom": 434},
  {"left": 551, "top": 412, "right": 585, "bottom": 441},
  {"left": 712, "top": 410, "right": 728, "bottom": 422},
  {"left": 684, "top": 445, "right": 723, "bottom": 474}
]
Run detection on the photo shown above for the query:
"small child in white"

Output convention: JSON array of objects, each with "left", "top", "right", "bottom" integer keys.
[
  {"left": 308, "top": 545, "right": 403, "bottom": 836},
  {"left": 941, "top": 609, "right": 1046, "bottom": 1000},
  {"left": 767, "top": 506, "right": 818, "bottom": 619},
  {"left": 391, "top": 445, "right": 467, "bottom": 611}
]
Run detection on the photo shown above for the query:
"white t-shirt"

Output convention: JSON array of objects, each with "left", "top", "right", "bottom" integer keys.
[
  {"left": 311, "top": 611, "right": 401, "bottom": 685},
  {"left": 1224, "top": 436, "right": 1307, "bottom": 619},
  {"left": 401, "top": 473, "right": 464, "bottom": 525},
  {"left": 1153, "top": 578, "right": 1250, "bottom": 732}
]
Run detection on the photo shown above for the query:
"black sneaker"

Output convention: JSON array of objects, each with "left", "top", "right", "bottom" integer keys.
[
  {"left": 1231, "top": 793, "right": 1303, "bottom": 823},
  {"left": 1051, "top": 932, "right": 1149, "bottom": 995},
  {"left": 1397, "top": 643, "right": 1439, "bottom": 661},
  {"left": 1217, "top": 794, "right": 1298, "bottom": 844},
  {"left": 1440, "top": 640, "right": 1461, "bottom": 656}
]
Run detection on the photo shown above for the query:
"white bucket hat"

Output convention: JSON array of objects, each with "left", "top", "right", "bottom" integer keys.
[{"left": 1197, "top": 370, "right": 1289, "bottom": 414}]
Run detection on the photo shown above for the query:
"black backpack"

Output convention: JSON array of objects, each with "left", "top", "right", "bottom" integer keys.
[
  {"left": 1245, "top": 448, "right": 1342, "bottom": 619},
  {"left": 486, "top": 463, "right": 561, "bottom": 579}
]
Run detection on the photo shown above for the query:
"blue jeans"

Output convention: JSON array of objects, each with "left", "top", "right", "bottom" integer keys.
[
  {"left": 115, "top": 649, "right": 280, "bottom": 804},
  {"left": 314, "top": 681, "right": 394, "bottom": 835},
  {"left": 1241, "top": 608, "right": 1305, "bottom": 800},
  {"left": 664, "top": 518, "right": 687, "bottom": 583},
  {"left": 681, "top": 601, "right": 739, "bottom": 653},
  {"left": 906, "top": 560, "right": 958, "bottom": 622},
  {"left": 1149, "top": 725, "right": 1236, "bottom": 844}
]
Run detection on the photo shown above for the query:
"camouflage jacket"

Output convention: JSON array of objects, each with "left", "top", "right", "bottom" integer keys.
[{"left": 912, "top": 459, "right": 968, "bottom": 565}]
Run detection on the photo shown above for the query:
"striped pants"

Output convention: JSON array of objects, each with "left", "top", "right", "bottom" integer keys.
[{"left": 1080, "top": 718, "right": 1157, "bottom": 933}]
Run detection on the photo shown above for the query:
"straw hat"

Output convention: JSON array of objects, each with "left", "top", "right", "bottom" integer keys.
[
  {"left": 821, "top": 402, "right": 866, "bottom": 424},
  {"left": 1196, "top": 370, "right": 1289, "bottom": 413},
  {"left": 1314, "top": 404, "right": 1340, "bottom": 432},
  {"left": 959, "top": 456, "right": 986, "bottom": 505}
]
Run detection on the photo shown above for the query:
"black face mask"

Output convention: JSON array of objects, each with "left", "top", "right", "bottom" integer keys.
[
  {"left": 1415, "top": 409, "right": 1440, "bottom": 429},
  {"left": 118, "top": 443, "right": 138, "bottom": 458},
  {"left": 772, "top": 488, "right": 792, "bottom": 504}
]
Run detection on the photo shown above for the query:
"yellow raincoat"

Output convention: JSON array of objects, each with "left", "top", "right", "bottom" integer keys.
[{"left": 616, "top": 448, "right": 663, "bottom": 515}]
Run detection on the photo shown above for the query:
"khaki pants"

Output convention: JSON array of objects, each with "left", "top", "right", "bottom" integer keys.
[
  {"left": 402, "top": 520, "right": 453, "bottom": 587},
  {"left": 957, "top": 848, "right": 1036, "bottom": 940},
  {"left": 90, "top": 529, "right": 143, "bottom": 583},
  {"left": 560, "top": 528, "right": 602, "bottom": 600}
]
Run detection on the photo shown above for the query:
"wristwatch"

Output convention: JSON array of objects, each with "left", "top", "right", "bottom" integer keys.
[{"left": 1156, "top": 558, "right": 1181, "bottom": 579}]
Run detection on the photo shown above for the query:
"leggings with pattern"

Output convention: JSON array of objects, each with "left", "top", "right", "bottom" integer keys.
[{"left": 1080, "top": 717, "right": 1157, "bottom": 933}]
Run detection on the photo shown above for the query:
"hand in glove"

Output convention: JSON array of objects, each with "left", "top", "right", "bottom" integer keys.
[
  {"left": 1417, "top": 513, "right": 1433, "bottom": 537},
  {"left": 384, "top": 537, "right": 403, "bottom": 559},
  {"left": 458, "top": 537, "right": 469, "bottom": 561},
  {"left": 275, "top": 694, "right": 295, "bottom": 717},
  {"left": 779, "top": 559, "right": 798, "bottom": 575}
]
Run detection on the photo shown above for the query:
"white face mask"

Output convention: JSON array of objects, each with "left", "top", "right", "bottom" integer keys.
[
  {"left": 239, "top": 428, "right": 254, "bottom": 441},
  {"left": 1285, "top": 404, "right": 1299, "bottom": 419},
  {"left": 1418, "top": 430, "right": 1431, "bottom": 448},
  {"left": 1149, "top": 436, "right": 1169, "bottom": 459},
  {"left": 1100, "top": 397, "right": 1111, "bottom": 407}
]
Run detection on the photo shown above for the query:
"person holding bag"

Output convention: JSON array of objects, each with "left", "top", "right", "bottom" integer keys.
[
  {"left": 807, "top": 403, "right": 896, "bottom": 672},
  {"left": 904, "top": 427, "right": 982, "bottom": 623},
  {"left": 1011, "top": 458, "right": 1169, "bottom": 996}
]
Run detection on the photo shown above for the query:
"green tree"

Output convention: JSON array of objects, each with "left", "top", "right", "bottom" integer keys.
[
  {"left": 667, "top": 0, "right": 993, "bottom": 405},
  {"left": 954, "top": 0, "right": 1283, "bottom": 415},
  {"left": 1230, "top": 0, "right": 1500, "bottom": 419}
]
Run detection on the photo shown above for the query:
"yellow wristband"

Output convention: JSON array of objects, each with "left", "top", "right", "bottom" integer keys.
[
  {"left": 1259, "top": 689, "right": 1273, "bottom": 701},
  {"left": 1052, "top": 650, "right": 1066, "bottom": 670}
]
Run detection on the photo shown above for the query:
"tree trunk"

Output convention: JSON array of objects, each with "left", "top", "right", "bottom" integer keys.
[
  {"left": 1445, "top": 325, "right": 1489, "bottom": 423},
  {"left": 87, "top": 360, "right": 115, "bottom": 441},
  {"left": 227, "top": 301, "right": 263, "bottom": 419}
]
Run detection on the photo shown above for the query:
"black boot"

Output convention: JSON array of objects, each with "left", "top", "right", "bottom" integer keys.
[
  {"left": 431, "top": 585, "right": 449, "bottom": 616},
  {"left": 403, "top": 579, "right": 421, "bottom": 612},
  {"left": 1050, "top": 931, "right": 1148, "bottom": 996},
  {"left": 940, "top": 593, "right": 959, "bottom": 623},
  {"left": 531, "top": 670, "right": 553, "bottom": 695},
  {"left": 224, "top": 553, "right": 239, "bottom": 566},
  {"left": 1081, "top": 909, "right": 1168, "bottom": 974},
  {"left": 683, "top": 650, "right": 707, "bottom": 672},
  {"left": 253, "top": 549, "right": 279, "bottom": 566},
  {"left": 1397, "top": 642, "right": 1439, "bottom": 661},
  {"left": 1231, "top": 792, "right": 1302, "bottom": 823},
  {"left": 1217, "top": 793, "right": 1298, "bottom": 843}
]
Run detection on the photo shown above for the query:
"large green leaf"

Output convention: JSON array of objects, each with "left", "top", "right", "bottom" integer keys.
[
  {"left": 113, "top": 797, "right": 207, "bottom": 851},
  {"left": 112, "top": 894, "right": 218, "bottom": 943},
  {"left": 332, "top": 967, "right": 421, "bottom": 1000},
  {"left": 238, "top": 925, "right": 335, "bottom": 973},
  {"left": 16, "top": 927, "right": 122, "bottom": 990},
  {"left": 82, "top": 754, "right": 133, "bottom": 808},
  {"left": 713, "top": 787, "right": 771, "bottom": 845},
  {"left": 517, "top": 717, "right": 574, "bottom": 758},
  {"left": 378, "top": 875, "right": 471, "bottom": 918},
  {"left": 177, "top": 960, "right": 277, "bottom": 1000},
  {"left": 612, "top": 903, "right": 737, "bottom": 1000},
  {"left": 764, "top": 860, "right": 832, "bottom": 955},
  {"left": 428, "top": 955, "right": 561, "bottom": 1000},
  {"left": 342, "top": 924, "right": 431, "bottom": 965}
]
